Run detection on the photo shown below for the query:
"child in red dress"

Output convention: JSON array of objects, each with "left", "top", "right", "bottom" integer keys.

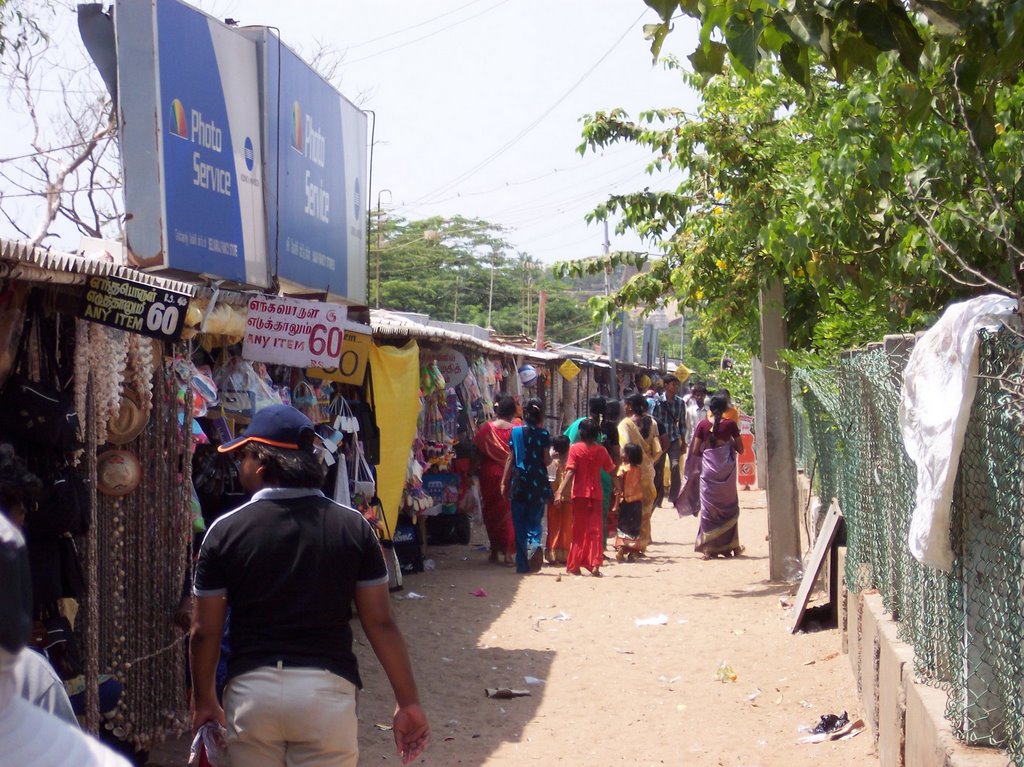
[{"left": 557, "top": 419, "right": 615, "bottom": 577}]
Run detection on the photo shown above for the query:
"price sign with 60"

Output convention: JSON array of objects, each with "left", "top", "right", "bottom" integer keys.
[
  {"left": 308, "top": 323, "right": 343, "bottom": 359},
  {"left": 243, "top": 296, "right": 348, "bottom": 369},
  {"left": 146, "top": 301, "right": 181, "bottom": 337}
]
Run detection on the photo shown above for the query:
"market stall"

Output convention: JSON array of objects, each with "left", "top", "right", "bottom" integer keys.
[{"left": 0, "top": 239, "right": 197, "bottom": 757}]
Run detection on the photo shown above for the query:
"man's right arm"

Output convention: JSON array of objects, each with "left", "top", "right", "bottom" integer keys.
[
  {"left": 190, "top": 532, "right": 227, "bottom": 732},
  {"left": 189, "top": 595, "right": 227, "bottom": 732}
]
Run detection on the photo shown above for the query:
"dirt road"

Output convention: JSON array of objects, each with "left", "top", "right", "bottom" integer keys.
[{"left": 353, "top": 490, "right": 877, "bottom": 766}]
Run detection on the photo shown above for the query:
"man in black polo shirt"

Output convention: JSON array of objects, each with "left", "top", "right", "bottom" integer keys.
[{"left": 190, "top": 405, "right": 429, "bottom": 766}]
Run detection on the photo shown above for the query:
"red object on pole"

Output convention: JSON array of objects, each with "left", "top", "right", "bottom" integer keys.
[
  {"left": 737, "top": 413, "right": 756, "bottom": 490},
  {"left": 535, "top": 289, "right": 547, "bottom": 350}
]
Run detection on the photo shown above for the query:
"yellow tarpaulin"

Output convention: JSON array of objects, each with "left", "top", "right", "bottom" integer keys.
[{"left": 370, "top": 340, "right": 420, "bottom": 538}]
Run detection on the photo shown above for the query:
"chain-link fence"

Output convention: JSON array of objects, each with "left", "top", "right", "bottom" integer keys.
[{"left": 792, "top": 328, "right": 1024, "bottom": 764}]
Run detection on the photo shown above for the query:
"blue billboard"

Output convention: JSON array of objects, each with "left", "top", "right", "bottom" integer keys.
[
  {"left": 115, "top": 0, "right": 269, "bottom": 287},
  {"left": 251, "top": 30, "right": 368, "bottom": 303}
]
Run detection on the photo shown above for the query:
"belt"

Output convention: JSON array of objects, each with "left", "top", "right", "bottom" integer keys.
[{"left": 272, "top": 659, "right": 323, "bottom": 670}]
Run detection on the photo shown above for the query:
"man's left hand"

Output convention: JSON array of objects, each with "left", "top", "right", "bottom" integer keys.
[{"left": 394, "top": 703, "right": 431, "bottom": 764}]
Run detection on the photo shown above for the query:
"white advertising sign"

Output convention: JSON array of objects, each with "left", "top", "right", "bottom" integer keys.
[
  {"left": 243, "top": 296, "right": 347, "bottom": 368},
  {"left": 434, "top": 347, "right": 470, "bottom": 388}
]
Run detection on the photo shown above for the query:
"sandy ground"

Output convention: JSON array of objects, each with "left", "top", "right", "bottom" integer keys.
[
  {"left": 353, "top": 489, "right": 875, "bottom": 767},
  {"left": 151, "top": 489, "right": 877, "bottom": 766}
]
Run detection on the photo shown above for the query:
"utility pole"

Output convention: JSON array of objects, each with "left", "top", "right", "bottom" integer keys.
[
  {"left": 680, "top": 311, "right": 686, "bottom": 361},
  {"left": 487, "top": 254, "right": 495, "bottom": 329},
  {"left": 454, "top": 275, "right": 461, "bottom": 322},
  {"left": 603, "top": 219, "right": 619, "bottom": 399},
  {"left": 758, "top": 279, "right": 801, "bottom": 581},
  {"left": 535, "top": 289, "right": 547, "bottom": 350},
  {"left": 374, "top": 189, "right": 391, "bottom": 309}
]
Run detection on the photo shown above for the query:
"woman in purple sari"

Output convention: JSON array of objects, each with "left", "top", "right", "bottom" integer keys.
[{"left": 675, "top": 392, "right": 744, "bottom": 559}]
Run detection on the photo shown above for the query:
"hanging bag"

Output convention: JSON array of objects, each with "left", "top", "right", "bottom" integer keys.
[
  {"left": 331, "top": 395, "right": 360, "bottom": 434},
  {"left": 0, "top": 295, "right": 80, "bottom": 451},
  {"left": 30, "top": 614, "right": 83, "bottom": 681},
  {"left": 349, "top": 438, "right": 377, "bottom": 500},
  {"left": 29, "top": 463, "right": 91, "bottom": 537},
  {"left": 293, "top": 380, "right": 326, "bottom": 424}
]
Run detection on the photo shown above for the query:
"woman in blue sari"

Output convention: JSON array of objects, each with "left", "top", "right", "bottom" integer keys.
[{"left": 676, "top": 392, "right": 744, "bottom": 558}]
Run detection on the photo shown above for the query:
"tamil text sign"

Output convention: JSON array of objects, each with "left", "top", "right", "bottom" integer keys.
[
  {"left": 243, "top": 296, "right": 347, "bottom": 369},
  {"left": 79, "top": 275, "right": 190, "bottom": 341}
]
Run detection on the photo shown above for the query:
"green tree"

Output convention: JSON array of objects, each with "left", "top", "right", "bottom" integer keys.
[
  {"left": 642, "top": 0, "right": 1024, "bottom": 304},
  {"left": 558, "top": 43, "right": 1023, "bottom": 355},
  {"left": 372, "top": 214, "right": 597, "bottom": 345},
  {"left": 643, "top": 0, "right": 1024, "bottom": 93}
]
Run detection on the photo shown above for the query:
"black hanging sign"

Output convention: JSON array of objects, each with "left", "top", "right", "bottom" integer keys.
[{"left": 78, "top": 274, "right": 190, "bottom": 341}]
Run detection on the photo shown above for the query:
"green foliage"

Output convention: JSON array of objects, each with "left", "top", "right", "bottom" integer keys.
[
  {"left": 0, "top": 1, "right": 49, "bottom": 56},
  {"left": 372, "top": 215, "right": 598, "bottom": 344},
  {"left": 564, "top": 7, "right": 1024, "bottom": 361},
  {"left": 681, "top": 317, "right": 754, "bottom": 409},
  {"left": 645, "top": 0, "right": 1024, "bottom": 93}
]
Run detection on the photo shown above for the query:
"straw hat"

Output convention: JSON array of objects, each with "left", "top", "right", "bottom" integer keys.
[
  {"left": 96, "top": 449, "right": 141, "bottom": 497},
  {"left": 106, "top": 391, "right": 148, "bottom": 445}
]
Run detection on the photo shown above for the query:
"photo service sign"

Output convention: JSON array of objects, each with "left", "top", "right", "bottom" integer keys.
[
  {"left": 243, "top": 296, "right": 347, "bottom": 368},
  {"left": 79, "top": 275, "right": 190, "bottom": 341}
]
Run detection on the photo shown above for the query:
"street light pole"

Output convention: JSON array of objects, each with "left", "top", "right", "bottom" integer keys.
[
  {"left": 603, "top": 219, "right": 619, "bottom": 399},
  {"left": 375, "top": 189, "right": 392, "bottom": 309}
]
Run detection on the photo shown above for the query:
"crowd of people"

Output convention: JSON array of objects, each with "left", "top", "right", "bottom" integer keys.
[
  {"left": 0, "top": 373, "right": 747, "bottom": 766},
  {"left": 470, "top": 374, "right": 748, "bottom": 575}
]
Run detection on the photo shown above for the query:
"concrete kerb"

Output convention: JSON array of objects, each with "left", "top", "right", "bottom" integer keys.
[
  {"left": 861, "top": 591, "right": 884, "bottom": 749},
  {"left": 904, "top": 680, "right": 1010, "bottom": 767},
  {"left": 877, "top": 613, "right": 915, "bottom": 767},
  {"left": 856, "top": 591, "right": 1011, "bottom": 767}
]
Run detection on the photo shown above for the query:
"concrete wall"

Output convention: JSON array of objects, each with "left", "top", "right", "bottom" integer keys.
[{"left": 843, "top": 584, "right": 1011, "bottom": 767}]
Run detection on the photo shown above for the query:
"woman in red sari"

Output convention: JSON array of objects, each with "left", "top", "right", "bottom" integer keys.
[{"left": 473, "top": 395, "right": 519, "bottom": 564}]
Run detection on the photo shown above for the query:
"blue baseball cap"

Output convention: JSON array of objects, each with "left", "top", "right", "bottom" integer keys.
[{"left": 217, "top": 404, "right": 316, "bottom": 453}]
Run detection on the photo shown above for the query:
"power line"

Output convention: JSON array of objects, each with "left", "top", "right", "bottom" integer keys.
[
  {"left": 0, "top": 136, "right": 116, "bottom": 164},
  {"left": 394, "top": 159, "right": 664, "bottom": 226},
  {"left": 343, "top": 0, "right": 513, "bottom": 66},
  {"left": 406, "top": 147, "right": 638, "bottom": 207},
  {"left": 343, "top": 0, "right": 488, "bottom": 50},
  {"left": 411, "top": 9, "right": 647, "bottom": 207}
]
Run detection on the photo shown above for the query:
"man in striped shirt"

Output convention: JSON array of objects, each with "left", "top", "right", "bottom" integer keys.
[{"left": 654, "top": 374, "right": 687, "bottom": 506}]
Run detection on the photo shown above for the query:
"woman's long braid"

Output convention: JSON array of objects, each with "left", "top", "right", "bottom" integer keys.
[{"left": 707, "top": 392, "right": 729, "bottom": 446}]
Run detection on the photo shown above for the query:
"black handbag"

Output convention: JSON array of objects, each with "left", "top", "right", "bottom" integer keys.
[
  {"left": 29, "top": 464, "right": 91, "bottom": 537},
  {"left": 30, "top": 614, "right": 83, "bottom": 681},
  {"left": 0, "top": 375, "right": 80, "bottom": 451},
  {"left": 192, "top": 443, "right": 247, "bottom": 523},
  {"left": 0, "top": 296, "right": 79, "bottom": 452}
]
